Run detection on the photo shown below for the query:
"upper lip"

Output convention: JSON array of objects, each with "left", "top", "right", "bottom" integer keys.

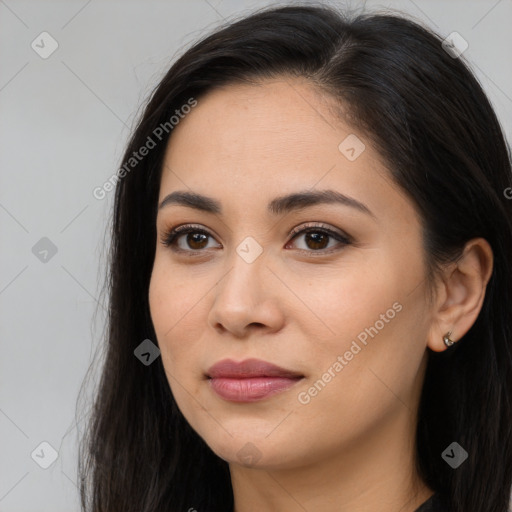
[{"left": 206, "top": 358, "right": 303, "bottom": 379}]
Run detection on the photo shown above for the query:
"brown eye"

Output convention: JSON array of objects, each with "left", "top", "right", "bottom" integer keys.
[
  {"left": 160, "top": 225, "right": 221, "bottom": 253},
  {"left": 185, "top": 232, "right": 209, "bottom": 250},
  {"left": 303, "top": 231, "right": 330, "bottom": 250},
  {"left": 286, "top": 224, "right": 351, "bottom": 254}
]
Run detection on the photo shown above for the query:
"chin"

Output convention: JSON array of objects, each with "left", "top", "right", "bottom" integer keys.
[{"left": 197, "top": 428, "right": 304, "bottom": 470}]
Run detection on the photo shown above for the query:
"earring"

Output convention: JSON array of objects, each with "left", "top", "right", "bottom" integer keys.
[{"left": 443, "top": 331, "right": 456, "bottom": 347}]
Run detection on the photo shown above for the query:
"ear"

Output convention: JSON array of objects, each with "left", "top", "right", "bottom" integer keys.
[{"left": 427, "top": 238, "right": 494, "bottom": 352}]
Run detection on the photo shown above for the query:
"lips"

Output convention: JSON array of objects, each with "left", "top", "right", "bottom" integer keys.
[
  {"left": 206, "top": 358, "right": 303, "bottom": 402},
  {"left": 207, "top": 358, "right": 303, "bottom": 379}
]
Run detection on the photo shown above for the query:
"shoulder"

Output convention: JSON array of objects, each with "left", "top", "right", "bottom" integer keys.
[{"left": 415, "top": 492, "right": 453, "bottom": 512}]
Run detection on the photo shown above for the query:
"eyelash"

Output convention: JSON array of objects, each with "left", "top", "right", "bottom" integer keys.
[{"left": 159, "top": 222, "right": 352, "bottom": 256}]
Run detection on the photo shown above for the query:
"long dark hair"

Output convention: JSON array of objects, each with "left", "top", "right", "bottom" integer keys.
[{"left": 78, "top": 4, "right": 512, "bottom": 511}]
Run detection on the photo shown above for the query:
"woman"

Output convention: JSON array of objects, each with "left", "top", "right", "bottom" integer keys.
[{"left": 78, "top": 4, "right": 512, "bottom": 511}]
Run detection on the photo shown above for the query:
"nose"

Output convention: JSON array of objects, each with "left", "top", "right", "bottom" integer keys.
[{"left": 207, "top": 247, "right": 286, "bottom": 339}]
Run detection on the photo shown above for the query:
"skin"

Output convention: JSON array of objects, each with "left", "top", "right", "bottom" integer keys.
[{"left": 148, "top": 77, "right": 493, "bottom": 512}]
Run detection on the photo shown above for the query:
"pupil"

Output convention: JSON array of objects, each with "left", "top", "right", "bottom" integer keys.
[
  {"left": 188, "top": 233, "right": 208, "bottom": 249},
  {"left": 306, "top": 232, "right": 328, "bottom": 250}
]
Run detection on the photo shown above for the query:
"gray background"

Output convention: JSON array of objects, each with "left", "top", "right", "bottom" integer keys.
[{"left": 1, "top": 0, "right": 511, "bottom": 510}]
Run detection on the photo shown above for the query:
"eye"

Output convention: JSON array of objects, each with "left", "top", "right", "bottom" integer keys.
[
  {"left": 160, "top": 222, "right": 352, "bottom": 255},
  {"left": 285, "top": 222, "right": 351, "bottom": 254},
  {"left": 160, "top": 224, "right": 221, "bottom": 254}
]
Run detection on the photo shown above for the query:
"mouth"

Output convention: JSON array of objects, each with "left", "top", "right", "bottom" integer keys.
[{"left": 206, "top": 358, "right": 304, "bottom": 403}]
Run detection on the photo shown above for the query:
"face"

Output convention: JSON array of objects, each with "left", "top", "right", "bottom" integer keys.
[{"left": 149, "top": 78, "right": 433, "bottom": 470}]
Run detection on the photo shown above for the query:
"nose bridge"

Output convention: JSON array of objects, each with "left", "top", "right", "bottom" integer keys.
[
  {"left": 217, "top": 237, "right": 268, "bottom": 305},
  {"left": 208, "top": 235, "right": 284, "bottom": 335}
]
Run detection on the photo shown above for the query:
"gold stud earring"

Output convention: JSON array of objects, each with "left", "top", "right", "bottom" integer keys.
[{"left": 443, "top": 331, "right": 456, "bottom": 347}]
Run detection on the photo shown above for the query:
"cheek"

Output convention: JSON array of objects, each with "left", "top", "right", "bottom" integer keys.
[
  {"left": 288, "top": 261, "right": 403, "bottom": 354},
  {"left": 292, "top": 251, "right": 430, "bottom": 405},
  {"left": 148, "top": 258, "right": 205, "bottom": 368},
  {"left": 148, "top": 260, "right": 211, "bottom": 423},
  {"left": 300, "top": 272, "right": 429, "bottom": 416}
]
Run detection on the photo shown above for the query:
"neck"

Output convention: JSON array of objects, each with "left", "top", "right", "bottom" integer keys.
[{"left": 230, "top": 406, "right": 434, "bottom": 512}]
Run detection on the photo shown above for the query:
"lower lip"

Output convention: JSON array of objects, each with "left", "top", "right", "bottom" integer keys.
[{"left": 208, "top": 376, "right": 302, "bottom": 402}]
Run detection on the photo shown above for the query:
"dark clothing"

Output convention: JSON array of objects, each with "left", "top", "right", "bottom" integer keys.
[{"left": 415, "top": 493, "right": 450, "bottom": 512}]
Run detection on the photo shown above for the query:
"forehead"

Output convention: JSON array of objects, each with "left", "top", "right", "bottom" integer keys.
[
  {"left": 166, "top": 78, "right": 345, "bottom": 159},
  {"left": 158, "top": 78, "right": 412, "bottom": 225}
]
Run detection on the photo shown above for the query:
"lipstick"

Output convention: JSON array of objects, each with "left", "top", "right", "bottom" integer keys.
[{"left": 206, "top": 358, "right": 303, "bottom": 402}]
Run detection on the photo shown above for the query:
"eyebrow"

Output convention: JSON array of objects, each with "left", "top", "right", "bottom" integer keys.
[{"left": 158, "top": 189, "right": 375, "bottom": 218}]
